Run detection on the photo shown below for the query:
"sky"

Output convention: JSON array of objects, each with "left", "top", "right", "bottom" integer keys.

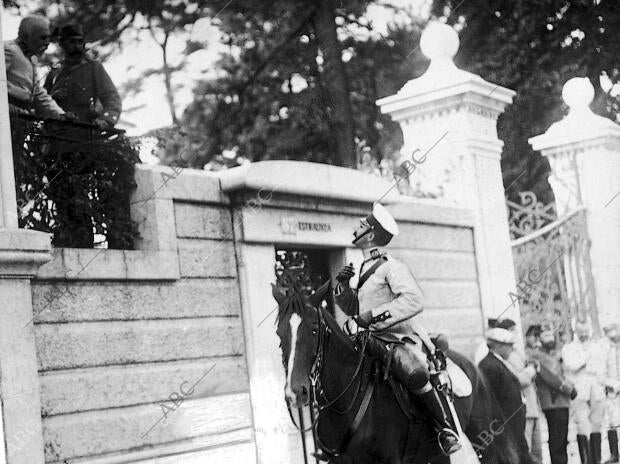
[{"left": 1, "top": 1, "right": 431, "bottom": 138}]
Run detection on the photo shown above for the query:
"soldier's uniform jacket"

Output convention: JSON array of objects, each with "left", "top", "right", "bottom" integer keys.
[
  {"left": 562, "top": 337, "right": 609, "bottom": 402},
  {"left": 335, "top": 253, "right": 425, "bottom": 340},
  {"left": 531, "top": 348, "right": 573, "bottom": 410},
  {"left": 44, "top": 56, "right": 121, "bottom": 125},
  {"left": 4, "top": 40, "right": 64, "bottom": 117}
]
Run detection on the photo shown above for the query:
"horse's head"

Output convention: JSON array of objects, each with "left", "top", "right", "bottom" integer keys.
[{"left": 272, "top": 280, "right": 331, "bottom": 408}]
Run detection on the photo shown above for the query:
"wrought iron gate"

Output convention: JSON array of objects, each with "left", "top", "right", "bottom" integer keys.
[{"left": 507, "top": 192, "right": 599, "bottom": 339}]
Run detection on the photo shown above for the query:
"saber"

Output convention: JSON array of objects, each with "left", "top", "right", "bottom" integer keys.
[{"left": 446, "top": 396, "right": 480, "bottom": 463}]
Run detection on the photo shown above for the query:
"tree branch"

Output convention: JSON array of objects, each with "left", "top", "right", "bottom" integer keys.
[{"left": 235, "top": 7, "right": 317, "bottom": 96}]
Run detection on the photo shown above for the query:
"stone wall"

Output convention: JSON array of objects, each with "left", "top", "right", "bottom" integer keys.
[
  {"left": 388, "top": 202, "right": 482, "bottom": 359},
  {"left": 27, "top": 162, "right": 485, "bottom": 463},
  {"left": 30, "top": 165, "right": 253, "bottom": 463}
]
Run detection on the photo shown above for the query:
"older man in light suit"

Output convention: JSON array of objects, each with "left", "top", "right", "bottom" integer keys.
[{"left": 5, "top": 15, "right": 65, "bottom": 117}]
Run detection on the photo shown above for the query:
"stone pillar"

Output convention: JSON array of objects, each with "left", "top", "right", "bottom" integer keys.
[
  {"left": 0, "top": 5, "right": 17, "bottom": 229},
  {"left": 377, "top": 23, "right": 520, "bottom": 328},
  {"left": 529, "top": 77, "right": 620, "bottom": 329},
  {"left": 0, "top": 7, "right": 53, "bottom": 463},
  {"left": 234, "top": 241, "right": 298, "bottom": 464}
]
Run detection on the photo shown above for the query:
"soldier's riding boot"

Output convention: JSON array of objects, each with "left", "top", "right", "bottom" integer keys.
[
  {"left": 578, "top": 435, "right": 591, "bottom": 464},
  {"left": 606, "top": 430, "right": 620, "bottom": 463},
  {"left": 385, "top": 342, "right": 461, "bottom": 456},
  {"left": 591, "top": 432, "right": 602, "bottom": 464},
  {"left": 416, "top": 385, "right": 462, "bottom": 456}
]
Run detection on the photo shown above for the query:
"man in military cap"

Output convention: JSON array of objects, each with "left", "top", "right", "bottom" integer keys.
[
  {"left": 334, "top": 203, "right": 461, "bottom": 455},
  {"left": 44, "top": 24, "right": 121, "bottom": 128},
  {"left": 43, "top": 24, "right": 129, "bottom": 248},
  {"left": 531, "top": 327, "right": 577, "bottom": 464}
]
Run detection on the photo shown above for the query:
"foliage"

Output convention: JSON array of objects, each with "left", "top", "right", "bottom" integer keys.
[
  {"left": 180, "top": 2, "right": 428, "bottom": 170},
  {"left": 431, "top": 0, "right": 620, "bottom": 204},
  {"left": 32, "top": 0, "right": 214, "bottom": 123},
  {"left": 11, "top": 117, "right": 140, "bottom": 248}
]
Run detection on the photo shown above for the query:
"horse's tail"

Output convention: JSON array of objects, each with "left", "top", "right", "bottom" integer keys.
[{"left": 448, "top": 350, "right": 519, "bottom": 464}]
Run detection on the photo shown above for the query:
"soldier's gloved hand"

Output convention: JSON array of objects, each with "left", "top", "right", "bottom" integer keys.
[
  {"left": 336, "top": 263, "right": 355, "bottom": 286},
  {"left": 344, "top": 317, "right": 361, "bottom": 336},
  {"left": 570, "top": 387, "right": 578, "bottom": 400},
  {"left": 56, "top": 112, "right": 78, "bottom": 123},
  {"left": 93, "top": 117, "right": 113, "bottom": 130}
]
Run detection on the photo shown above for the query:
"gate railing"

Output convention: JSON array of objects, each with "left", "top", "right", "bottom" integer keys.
[{"left": 507, "top": 192, "right": 598, "bottom": 339}]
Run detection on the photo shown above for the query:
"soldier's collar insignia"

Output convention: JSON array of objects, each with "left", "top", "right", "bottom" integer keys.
[{"left": 365, "top": 248, "right": 386, "bottom": 263}]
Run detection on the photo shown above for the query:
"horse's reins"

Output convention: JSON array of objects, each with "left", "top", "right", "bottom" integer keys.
[{"left": 287, "top": 304, "right": 376, "bottom": 461}]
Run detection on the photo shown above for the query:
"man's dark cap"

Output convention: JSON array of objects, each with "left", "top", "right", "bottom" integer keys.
[
  {"left": 58, "top": 24, "right": 84, "bottom": 40},
  {"left": 525, "top": 324, "right": 542, "bottom": 337}
]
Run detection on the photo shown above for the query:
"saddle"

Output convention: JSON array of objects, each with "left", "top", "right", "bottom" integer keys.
[{"left": 360, "top": 331, "right": 472, "bottom": 419}]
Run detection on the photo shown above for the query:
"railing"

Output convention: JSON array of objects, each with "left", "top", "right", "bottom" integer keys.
[
  {"left": 10, "top": 113, "right": 140, "bottom": 249},
  {"left": 507, "top": 192, "right": 599, "bottom": 338}
]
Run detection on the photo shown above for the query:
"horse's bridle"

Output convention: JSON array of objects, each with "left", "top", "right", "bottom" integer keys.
[{"left": 287, "top": 305, "right": 373, "bottom": 461}]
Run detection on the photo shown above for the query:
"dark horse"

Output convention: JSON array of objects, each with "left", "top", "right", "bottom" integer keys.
[{"left": 273, "top": 281, "right": 520, "bottom": 464}]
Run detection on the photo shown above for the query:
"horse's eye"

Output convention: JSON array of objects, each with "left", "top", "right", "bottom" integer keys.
[{"left": 311, "top": 327, "right": 318, "bottom": 335}]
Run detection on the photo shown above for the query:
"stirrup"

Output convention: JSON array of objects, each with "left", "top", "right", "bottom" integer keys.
[
  {"left": 312, "top": 451, "right": 331, "bottom": 462},
  {"left": 437, "top": 428, "right": 461, "bottom": 456}
]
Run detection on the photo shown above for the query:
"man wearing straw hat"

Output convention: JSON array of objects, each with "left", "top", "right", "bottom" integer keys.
[{"left": 479, "top": 327, "right": 535, "bottom": 464}]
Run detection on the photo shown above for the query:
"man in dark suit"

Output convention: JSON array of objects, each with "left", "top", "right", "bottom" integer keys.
[{"left": 479, "top": 327, "right": 534, "bottom": 464}]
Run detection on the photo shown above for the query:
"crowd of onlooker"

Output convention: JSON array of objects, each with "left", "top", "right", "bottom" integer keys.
[{"left": 476, "top": 318, "right": 620, "bottom": 464}]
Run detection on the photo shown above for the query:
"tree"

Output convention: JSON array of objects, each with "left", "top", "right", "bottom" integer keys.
[
  {"left": 180, "top": 1, "right": 428, "bottom": 170},
  {"left": 31, "top": 0, "right": 212, "bottom": 125},
  {"left": 431, "top": 0, "right": 620, "bottom": 205}
]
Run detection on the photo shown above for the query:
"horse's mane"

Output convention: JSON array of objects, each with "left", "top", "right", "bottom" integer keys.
[{"left": 320, "top": 304, "right": 358, "bottom": 356}]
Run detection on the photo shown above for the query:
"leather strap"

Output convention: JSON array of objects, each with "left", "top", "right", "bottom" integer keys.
[
  {"left": 357, "top": 256, "right": 387, "bottom": 290},
  {"left": 339, "top": 364, "right": 377, "bottom": 453}
]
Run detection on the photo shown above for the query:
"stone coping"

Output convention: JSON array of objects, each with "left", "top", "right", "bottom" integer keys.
[
  {"left": 35, "top": 248, "right": 179, "bottom": 281},
  {"left": 216, "top": 160, "right": 401, "bottom": 204},
  {"left": 0, "top": 228, "right": 50, "bottom": 252},
  {"left": 132, "top": 164, "right": 226, "bottom": 204},
  {"left": 389, "top": 197, "right": 475, "bottom": 227},
  {"left": 377, "top": 73, "right": 515, "bottom": 118},
  {"left": 0, "top": 228, "right": 52, "bottom": 276},
  {"left": 530, "top": 121, "right": 620, "bottom": 153}
]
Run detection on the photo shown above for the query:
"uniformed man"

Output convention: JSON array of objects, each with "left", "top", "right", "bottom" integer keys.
[
  {"left": 602, "top": 324, "right": 620, "bottom": 463},
  {"left": 532, "top": 327, "right": 577, "bottom": 464},
  {"left": 44, "top": 24, "right": 121, "bottom": 128},
  {"left": 334, "top": 203, "right": 461, "bottom": 456},
  {"left": 562, "top": 320, "right": 608, "bottom": 464}
]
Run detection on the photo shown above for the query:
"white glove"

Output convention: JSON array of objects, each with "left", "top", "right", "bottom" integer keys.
[{"left": 344, "top": 317, "right": 360, "bottom": 336}]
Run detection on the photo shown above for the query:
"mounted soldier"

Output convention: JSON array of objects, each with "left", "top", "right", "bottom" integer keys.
[{"left": 333, "top": 203, "right": 461, "bottom": 456}]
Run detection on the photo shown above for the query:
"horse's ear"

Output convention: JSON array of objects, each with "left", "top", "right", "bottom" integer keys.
[
  {"left": 309, "top": 280, "right": 331, "bottom": 308},
  {"left": 271, "top": 283, "right": 287, "bottom": 306}
]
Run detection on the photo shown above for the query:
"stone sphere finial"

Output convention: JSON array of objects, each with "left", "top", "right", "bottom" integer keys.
[
  {"left": 420, "top": 22, "right": 459, "bottom": 61},
  {"left": 562, "top": 77, "right": 594, "bottom": 111}
]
